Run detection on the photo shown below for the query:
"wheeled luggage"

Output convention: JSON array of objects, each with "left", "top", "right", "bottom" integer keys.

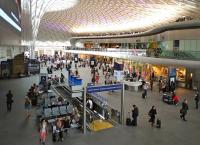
[
  {"left": 126, "top": 118, "right": 132, "bottom": 126},
  {"left": 126, "top": 112, "right": 132, "bottom": 126},
  {"left": 142, "top": 91, "right": 146, "bottom": 99},
  {"left": 132, "top": 119, "right": 136, "bottom": 126},
  {"left": 156, "top": 119, "right": 161, "bottom": 128}
]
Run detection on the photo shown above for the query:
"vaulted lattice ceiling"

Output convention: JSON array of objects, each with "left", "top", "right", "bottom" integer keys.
[{"left": 33, "top": 0, "right": 200, "bottom": 41}]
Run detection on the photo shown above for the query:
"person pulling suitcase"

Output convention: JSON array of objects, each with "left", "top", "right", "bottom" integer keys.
[
  {"left": 142, "top": 83, "right": 148, "bottom": 99},
  {"left": 132, "top": 105, "right": 139, "bottom": 126}
]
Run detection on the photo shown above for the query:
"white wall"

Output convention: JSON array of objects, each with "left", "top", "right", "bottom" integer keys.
[
  {"left": 35, "top": 46, "right": 64, "bottom": 56},
  {"left": 0, "top": 46, "right": 25, "bottom": 62},
  {"left": 162, "top": 41, "right": 173, "bottom": 50}
]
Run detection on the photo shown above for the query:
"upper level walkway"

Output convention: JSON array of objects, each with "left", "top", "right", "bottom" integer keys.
[{"left": 64, "top": 48, "right": 200, "bottom": 68}]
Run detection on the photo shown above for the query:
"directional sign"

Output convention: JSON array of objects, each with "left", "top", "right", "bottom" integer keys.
[{"left": 86, "top": 84, "right": 122, "bottom": 93}]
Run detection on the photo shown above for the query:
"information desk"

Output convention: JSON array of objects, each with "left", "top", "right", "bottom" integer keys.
[{"left": 123, "top": 81, "right": 142, "bottom": 91}]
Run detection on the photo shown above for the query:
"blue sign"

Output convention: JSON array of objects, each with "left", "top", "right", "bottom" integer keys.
[
  {"left": 169, "top": 67, "right": 176, "bottom": 77},
  {"left": 87, "top": 84, "right": 122, "bottom": 93}
]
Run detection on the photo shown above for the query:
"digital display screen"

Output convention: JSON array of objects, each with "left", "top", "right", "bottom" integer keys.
[{"left": 0, "top": 0, "right": 21, "bottom": 31}]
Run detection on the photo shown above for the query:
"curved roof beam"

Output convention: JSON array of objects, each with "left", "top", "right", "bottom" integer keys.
[{"left": 71, "top": 20, "right": 200, "bottom": 40}]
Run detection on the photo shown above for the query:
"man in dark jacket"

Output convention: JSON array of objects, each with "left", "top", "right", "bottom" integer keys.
[
  {"left": 195, "top": 91, "right": 199, "bottom": 109},
  {"left": 180, "top": 99, "right": 189, "bottom": 121},
  {"left": 6, "top": 90, "right": 13, "bottom": 112},
  {"left": 132, "top": 105, "right": 139, "bottom": 126},
  {"left": 148, "top": 106, "right": 157, "bottom": 127}
]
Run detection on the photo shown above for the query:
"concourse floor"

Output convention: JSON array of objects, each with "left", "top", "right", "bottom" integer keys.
[{"left": 0, "top": 66, "right": 200, "bottom": 145}]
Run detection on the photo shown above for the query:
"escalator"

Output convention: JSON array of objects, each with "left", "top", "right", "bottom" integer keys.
[{"left": 51, "top": 82, "right": 119, "bottom": 132}]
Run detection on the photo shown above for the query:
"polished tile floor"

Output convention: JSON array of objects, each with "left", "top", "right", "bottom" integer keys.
[{"left": 0, "top": 65, "right": 200, "bottom": 145}]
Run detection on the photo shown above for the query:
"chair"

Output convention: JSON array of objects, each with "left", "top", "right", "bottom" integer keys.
[
  {"left": 44, "top": 98, "right": 50, "bottom": 107},
  {"left": 59, "top": 106, "right": 67, "bottom": 115},
  {"left": 44, "top": 108, "right": 52, "bottom": 118},
  {"left": 52, "top": 107, "right": 60, "bottom": 116}
]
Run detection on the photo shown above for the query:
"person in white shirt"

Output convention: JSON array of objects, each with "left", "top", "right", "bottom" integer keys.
[{"left": 86, "top": 99, "right": 93, "bottom": 110}]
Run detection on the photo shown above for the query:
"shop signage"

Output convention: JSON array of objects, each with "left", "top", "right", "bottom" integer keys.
[
  {"left": 169, "top": 67, "right": 176, "bottom": 77},
  {"left": 87, "top": 84, "right": 122, "bottom": 93}
]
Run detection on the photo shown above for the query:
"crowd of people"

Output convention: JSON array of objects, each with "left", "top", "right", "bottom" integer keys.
[
  {"left": 39, "top": 105, "right": 82, "bottom": 144},
  {"left": 4, "top": 54, "right": 199, "bottom": 144}
]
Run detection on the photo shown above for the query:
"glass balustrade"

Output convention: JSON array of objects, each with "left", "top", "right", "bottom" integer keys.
[{"left": 65, "top": 47, "right": 200, "bottom": 61}]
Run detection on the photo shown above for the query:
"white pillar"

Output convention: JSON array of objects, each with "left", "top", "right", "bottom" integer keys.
[{"left": 29, "top": 44, "right": 35, "bottom": 59}]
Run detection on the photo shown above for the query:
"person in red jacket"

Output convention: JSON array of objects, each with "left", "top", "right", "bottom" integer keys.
[{"left": 172, "top": 93, "right": 179, "bottom": 105}]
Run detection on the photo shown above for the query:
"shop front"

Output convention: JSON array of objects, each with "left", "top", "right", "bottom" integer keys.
[{"left": 116, "top": 58, "right": 189, "bottom": 89}]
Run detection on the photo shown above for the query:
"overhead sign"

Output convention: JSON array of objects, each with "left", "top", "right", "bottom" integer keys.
[{"left": 87, "top": 84, "right": 122, "bottom": 93}]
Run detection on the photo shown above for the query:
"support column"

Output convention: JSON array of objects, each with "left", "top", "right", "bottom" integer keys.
[
  {"left": 121, "top": 83, "right": 125, "bottom": 125},
  {"left": 29, "top": 44, "right": 35, "bottom": 59},
  {"left": 83, "top": 88, "right": 87, "bottom": 134}
]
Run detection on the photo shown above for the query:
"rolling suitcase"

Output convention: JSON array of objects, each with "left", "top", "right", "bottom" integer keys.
[
  {"left": 156, "top": 119, "right": 161, "bottom": 128},
  {"left": 126, "top": 112, "right": 132, "bottom": 126},
  {"left": 142, "top": 92, "right": 146, "bottom": 99},
  {"left": 132, "top": 119, "right": 136, "bottom": 126}
]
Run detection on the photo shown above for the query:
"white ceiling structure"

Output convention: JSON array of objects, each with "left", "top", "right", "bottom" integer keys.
[{"left": 31, "top": 0, "right": 200, "bottom": 42}]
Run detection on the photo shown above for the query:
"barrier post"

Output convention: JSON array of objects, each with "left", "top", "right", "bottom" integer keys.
[
  {"left": 121, "top": 83, "right": 125, "bottom": 125},
  {"left": 83, "top": 87, "right": 87, "bottom": 134}
]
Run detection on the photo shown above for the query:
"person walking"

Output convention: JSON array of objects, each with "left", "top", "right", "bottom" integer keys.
[
  {"left": 170, "top": 81, "right": 176, "bottom": 92},
  {"left": 132, "top": 105, "right": 139, "bottom": 126},
  {"left": 158, "top": 79, "right": 162, "bottom": 93},
  {"left": 40, "top": 120, "right": 47, "bottom": 145},
  {"left": 95, "top": 72, "right": 100, "bottom": 84},
  {"left": 6, "top": 90, "right": 14, "bottom": 112},
  {"left": 142, "top": 83, "right": 148, "bottom": 99},
  {"left": 180, "top": 99, "right": 189, "bottom": 121},
  {"left": 150, "top": 79, "right": 153, "bottom": 91},
  {"left": 148, "top": 106, "right": 157, "bottom": 127},
  {"left": 56, "top": 119, "right": 64, "bottom": 141},
  {"left": 24, "top": 96, "right": 32, "bottom": 118},
  {"left": 194, "top": 91, "right": 199, "bottom": 109}
]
